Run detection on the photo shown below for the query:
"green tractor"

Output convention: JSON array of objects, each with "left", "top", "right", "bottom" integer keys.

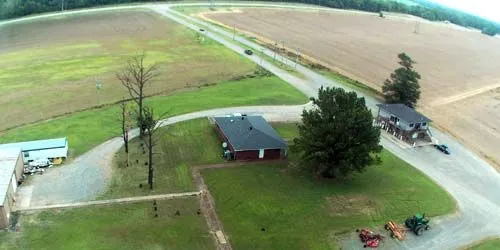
[{"left": 405, "top": 213, "right": 430, "bottom": 236}]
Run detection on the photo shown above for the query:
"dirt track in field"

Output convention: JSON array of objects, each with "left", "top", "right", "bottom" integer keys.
[
  {"left": 0, "top": 10, "right": 253, "bottom": 130},
  {"left": 205, "top": 8, "right": 500, "bottom": 168}
]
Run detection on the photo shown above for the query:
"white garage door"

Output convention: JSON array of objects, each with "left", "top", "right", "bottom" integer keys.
[{"left": 10, "top": 174, "right": 17, "bottom": 192}]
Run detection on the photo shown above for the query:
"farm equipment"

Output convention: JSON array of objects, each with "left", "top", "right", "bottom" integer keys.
[
  {"left": 405, "top": 213, "right": 430, "bottom": 236},
  {"left": 384, "top": 221, "right": 407, "bottom": 240},
  {"left": 357, "top": 229, "right": 383, "bottom": 248}
]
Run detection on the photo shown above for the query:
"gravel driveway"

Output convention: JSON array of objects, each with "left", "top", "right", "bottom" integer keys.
[{"left": 14, "top": 103, "right": 308, "bottom": 208}]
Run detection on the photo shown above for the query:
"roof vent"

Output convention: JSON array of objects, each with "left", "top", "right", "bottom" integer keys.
[
  {"left": 230, "top": 119, "right": 234, "bottom": 123},
  {"left": 249, "top": 126, "right": 253, "bottom": 130},
  {"left": 241, "top": 116, "right": 245, "bottom": 120}
]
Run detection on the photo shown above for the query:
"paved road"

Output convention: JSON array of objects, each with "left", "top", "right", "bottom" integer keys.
[{"left": 6, "top": 2, "right": 500, "bottom": 249}]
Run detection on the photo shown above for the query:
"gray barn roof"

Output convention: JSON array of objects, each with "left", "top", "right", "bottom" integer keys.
[
  {"left": 214, "top": 116, "right": 286, "bottom": 151},
  {"left": 377, "top": 104, "right": 431, "bottom": 123}
]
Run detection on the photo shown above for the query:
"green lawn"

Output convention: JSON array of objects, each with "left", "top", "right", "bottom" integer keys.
[
  {"left": 0, "top": 198, "right": 214, "bottom": 250},
  {"left": 272, "top": 122, "right": 300, "bottom": 140},
  {"left": 102, "top": 118, "right": 223, "bottom": 199},
  {"left": 0, "top": 9, "right": 258, "bottom": 130},
  {"left": 200, "top": 124, "right": 455, "bottom": 249},
  {"left": 0, "top": 76, "right": 307, "bottom": 157},
  {"left": 468, "top": 238, "right": 500, "bottom": 250}
]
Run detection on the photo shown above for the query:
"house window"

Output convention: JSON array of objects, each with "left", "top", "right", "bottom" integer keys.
[
  {"left": 422, "top": 122, "right": 427, "bottom": 127},
  {"left": 409, "top": 123, "right": 414, "bottom": 127},
  {"left": 23, "top": 151, "right": 29, "bottom": 158}
]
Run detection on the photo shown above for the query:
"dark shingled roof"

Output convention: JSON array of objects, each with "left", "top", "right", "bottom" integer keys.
[
  {"left": 377, "top": 103, "right": 431, "bottom": 123},
  {"left": 214, "top": 116, "right": 287, "bottom": 151}
]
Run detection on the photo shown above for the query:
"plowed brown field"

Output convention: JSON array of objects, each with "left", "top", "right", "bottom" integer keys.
[{"left": 206, "top": 8, "right": 500, "bottom": 167}]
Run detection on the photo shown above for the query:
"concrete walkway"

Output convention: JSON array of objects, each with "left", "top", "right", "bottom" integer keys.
[{"left": 16, "top": 191, "right": 201, "bottom": 212}]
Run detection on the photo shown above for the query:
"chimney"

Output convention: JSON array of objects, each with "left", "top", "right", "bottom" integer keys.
[{"left": 249, "top": 126, "right": 253, "bottom": 130}]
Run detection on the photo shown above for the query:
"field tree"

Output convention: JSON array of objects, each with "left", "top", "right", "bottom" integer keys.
[
  {"left": 382, "top": 53, "right": 421, "bottom": 108},
  {"left": 116, "top": 53, "right": 157, "bottom": 137},
  {"left": 119, "top": 100, "right": 136, "bottom": 167},
  {"left": 140, "top": 106, "right": 162, "bottom": 190},
  {"left": 292, "top": 87, "right": 382, "bottom": 179}
]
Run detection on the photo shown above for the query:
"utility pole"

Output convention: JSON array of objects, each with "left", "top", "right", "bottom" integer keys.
[
  {"left": 61, "top": 0, "right": 64, "bottom": 12},
  {"left": 95, "top": 79, "right": 103, "bottom": 106},
  {"left": 280, "top": 40, "right": 285, "bottom": 63},
  {"left": 295, "top": 48, "right": 300, "bottom": 69},
  {"left": 273, "top": 42, "right": 278, "bottom": 61},
  {"left": 414, "top": 21, "right": 420, "bottom": 34},
  {"left": 260, "top": 48, "right": 264, "bottom": 65},
  {"left": 233, "top": 26, "right": 236, "bottom": 40}
]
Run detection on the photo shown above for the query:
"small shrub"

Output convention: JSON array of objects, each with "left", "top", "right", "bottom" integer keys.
[{"left": 253, "top": 66, "right": 274, "bottom": 77}]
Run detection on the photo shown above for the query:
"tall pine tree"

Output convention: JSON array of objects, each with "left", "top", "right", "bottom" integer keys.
[{"left": 382, "top": 53, "right": 421, "bottom": 108}]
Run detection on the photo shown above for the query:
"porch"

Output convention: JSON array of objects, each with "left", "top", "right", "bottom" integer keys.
[{"left": 376, "top": 117, "right": 434, "bottom": 147}]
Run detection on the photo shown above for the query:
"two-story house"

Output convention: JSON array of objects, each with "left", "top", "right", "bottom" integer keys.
[{"left": 376, "top": 103, "right": 432, "bottom": 144}]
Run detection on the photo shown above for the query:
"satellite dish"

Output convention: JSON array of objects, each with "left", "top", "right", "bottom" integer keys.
[
  {"left": 222, "top": 142, "right": 228, "bottom": 148},
  {"left": 412, "top": 133, "right": 418, "bottom": 139}
]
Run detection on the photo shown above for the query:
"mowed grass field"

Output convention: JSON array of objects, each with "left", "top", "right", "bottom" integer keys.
[
  {"left": 0, "top": 9, "right": 255, "bottom": 130},
  {"left": 0, "top": 198, "right": 214, "bottom": 250},
  {"left": 0, "top": 76, "right": 307, "bottom": 157},
  {"left": 468, "top": 239, "right": 500, "bottom": 250},
  {"left": 200, "top": 123, "right": 455, "bottom": 249},
  {"left": 102, "top": 118, "right": 223, "bottom": 199},
  {"left": 204, "top": 7, "right": 500, "bottom": 169}
]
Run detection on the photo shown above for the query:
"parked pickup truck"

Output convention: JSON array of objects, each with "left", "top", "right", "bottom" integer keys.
[{"left": 28, "top": 159, "right": 51, "bottom": 168}]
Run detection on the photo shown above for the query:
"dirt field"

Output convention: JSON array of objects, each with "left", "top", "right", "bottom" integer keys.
[
  {"left": 0, "top": 10, "right": 254, "bottom": 130},
  {"left": 425, "top": 89, "right": 500, "bottom": 167},
  {"left": 205, "top": 8, "right": 500, "bottom": 168}
]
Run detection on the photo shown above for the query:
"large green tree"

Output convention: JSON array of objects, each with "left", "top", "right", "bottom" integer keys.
[
  {"left": 292, "top": 87, "right": 382, "bottom": 178},
  {"left": 382, "top": 53, "right": 421, "bottom": 108}
]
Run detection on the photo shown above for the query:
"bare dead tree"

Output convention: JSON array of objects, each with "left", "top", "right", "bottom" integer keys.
[
  {"left": 120, "top": 101, "right": 129, "bottom": 154},
  {"left": 119, "top": 100, "right": 135, "bottom": 167},
  {"left": 140, "top": 106, "right": 164, "bottom": 190},
  {"left": 116, "top": 53, "right": 157, "bottom": 137}
]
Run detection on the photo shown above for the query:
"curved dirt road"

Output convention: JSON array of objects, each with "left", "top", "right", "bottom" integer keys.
[{"left": 6, "top": 3, "right": 500, "bottom": 249}]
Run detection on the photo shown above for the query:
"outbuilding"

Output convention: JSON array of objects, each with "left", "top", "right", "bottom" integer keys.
[
  {"left": 376, "top": 103, "right": 433, "bottom": 144},
  {"left": 0, "top": 137, "right": 68, "bottom": 164},
  {"left": 214, "top": 115, "right": 287, "bottom": 160},
  {"left": 0, "top": 148, "right": 23, "bottom": 229}
]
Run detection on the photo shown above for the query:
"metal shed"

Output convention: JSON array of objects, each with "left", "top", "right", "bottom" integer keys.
[
  {"left": 0, "top": 148, "right": 23, "bottom": 229},
  {"left": 0, "top": 137, "right": 68, "bottom": 164}
]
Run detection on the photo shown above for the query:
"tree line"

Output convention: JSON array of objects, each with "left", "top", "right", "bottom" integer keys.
[{"left": 1, "top": 0, "right": 498, "bottom": 36}]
